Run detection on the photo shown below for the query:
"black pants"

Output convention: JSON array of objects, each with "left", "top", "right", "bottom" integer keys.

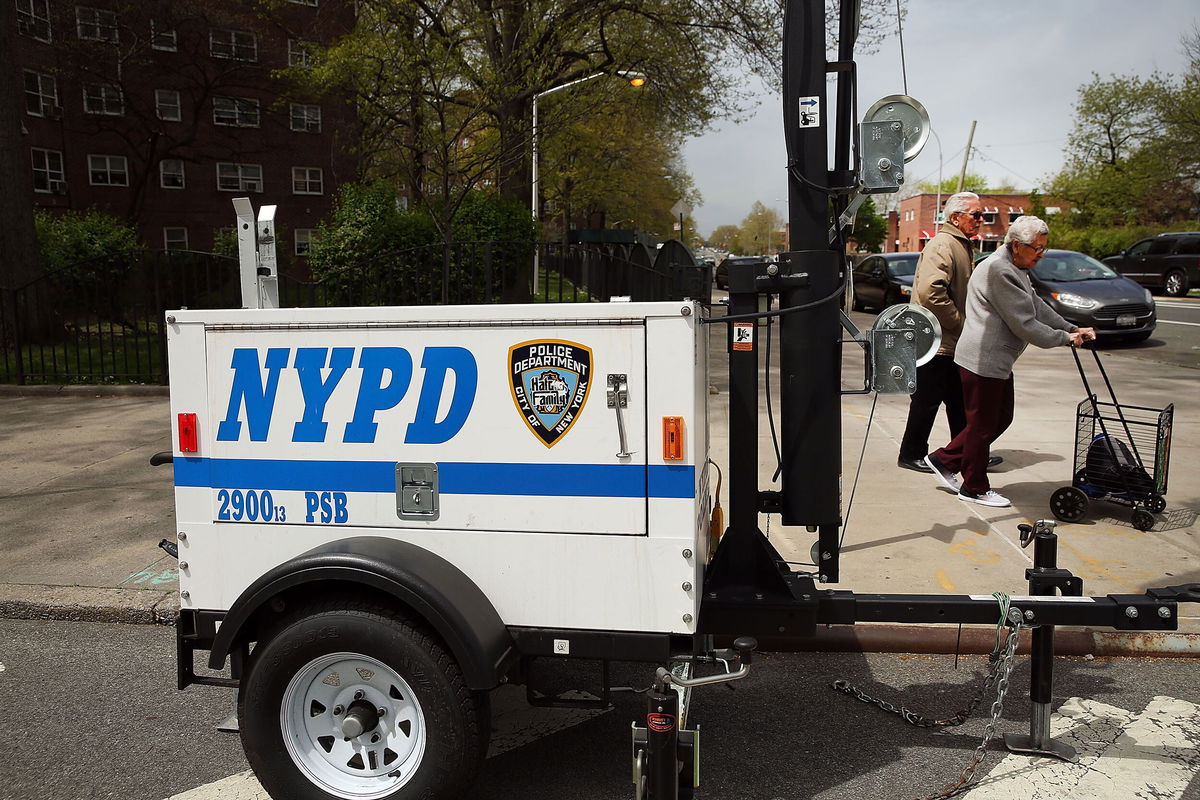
[{"left": 899, "top": 354, "right": 966, "bottom": 460}]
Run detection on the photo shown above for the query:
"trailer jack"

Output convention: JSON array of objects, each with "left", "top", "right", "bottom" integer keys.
[{"left": 632, "top": 638, "right": 757, "bottom": 800}]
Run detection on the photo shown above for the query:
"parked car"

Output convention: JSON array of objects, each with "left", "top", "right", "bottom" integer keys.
[
  {"left": 714, "top": 256, "right": 763, "bottom": 290},
  {"left": 1102, "top": 232, "right": 1200, "bottom": 297},
  {"left": 850, "top": 252, "right": 918, "bottom": 311},
  {"left": 1031, "top": 249, "right": 1156, "bottom": 342}
]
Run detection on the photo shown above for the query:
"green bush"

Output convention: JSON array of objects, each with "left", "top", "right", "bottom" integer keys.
[
  {"left": 1046, "top": 221, "right": 1179, "bottom": 259},
  {"left": 34, "top": 209, "right": 141, "bottom": 287}
]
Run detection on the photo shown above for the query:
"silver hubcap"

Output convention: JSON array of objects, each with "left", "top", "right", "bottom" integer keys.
[
  {"left": 282, "top": 652, "right": 426, "bottom": 799},
  {"left": 1166, "top": 273, "right": 1182, "bottom": 294}
]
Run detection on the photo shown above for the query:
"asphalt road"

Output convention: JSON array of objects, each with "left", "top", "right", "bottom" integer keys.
[{"left": 2, "top": 618, "right": 1198, "bottom": 800}]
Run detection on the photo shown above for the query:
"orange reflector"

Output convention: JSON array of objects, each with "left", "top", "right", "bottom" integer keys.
[
  {"left": 178, "top": 413, "right": 198, "bottom": 453},
  {"left": 662, "top": 416, "right": 684, "bottom": 460}
]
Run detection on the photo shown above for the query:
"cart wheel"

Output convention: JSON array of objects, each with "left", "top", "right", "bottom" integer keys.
[
  {"left": 1147, "top": 494, "right": 1167, "bottom": 514},
  {"left": 1049, "top": 486, "right": 1089, "bottom": 522},
  {"left": 1131, "top": 508, "right": 1156, "bottom": 532}
]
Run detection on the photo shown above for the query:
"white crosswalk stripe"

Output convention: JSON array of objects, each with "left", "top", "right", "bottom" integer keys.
[{"left": 967, "top": 695, "right": 1200, "bottom": 799}]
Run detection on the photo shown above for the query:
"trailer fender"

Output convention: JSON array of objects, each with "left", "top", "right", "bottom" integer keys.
[{"left": 207, "top": 536, "right": 515, "bottom": 690}]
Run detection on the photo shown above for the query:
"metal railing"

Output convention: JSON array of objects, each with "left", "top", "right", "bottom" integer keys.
[{"left": 0, "top": 241, "right": 708, "bottom": 385}]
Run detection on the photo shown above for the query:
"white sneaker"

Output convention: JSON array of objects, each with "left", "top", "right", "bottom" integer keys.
[
  {"left": 958, "top": 489, "right": 1011, "bottom": 507},
  {"left": 923, "top": 454, "right": 962, "bottom": 493}
]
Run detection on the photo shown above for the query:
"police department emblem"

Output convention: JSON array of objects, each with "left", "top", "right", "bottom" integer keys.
[{"left": 508, "top": 339, "right": 593, "bottom": 447}]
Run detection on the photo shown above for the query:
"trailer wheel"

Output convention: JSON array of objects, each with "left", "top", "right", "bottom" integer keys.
[
  {"left": 1049, "top": 486, "right": 1089, "bottom": 522},
  {"left": 239, "top": 598, "right": 489, "bottom": 800},
  {"left": 1131, "top": 508, "right": 1156, "bottom": 532}
]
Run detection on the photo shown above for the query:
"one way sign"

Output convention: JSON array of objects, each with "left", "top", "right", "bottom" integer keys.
[{"left": 799, "top": 96, "right": 820, "bottom": 128}]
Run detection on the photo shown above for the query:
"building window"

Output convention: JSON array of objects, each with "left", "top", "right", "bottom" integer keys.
[
  {"left": 160, "top": 159, "right": 184, "bottom": 189},
  {"left": 292, "top": 166, "right": 323, "bottom": 195},
  {"left": 210, "top": 28, "right": 257, "bottom": 61},
  {"left": 288, "top": 38, "right": 315, "bottom": 68},
  {"left": 288, "top": 0, "right": 318, "bottom": 5},
  {"left": 88, "top": 154, "right": 129, "bottom": 186},
  {"left": 151, "top": 20, "right": 177, "bottom": 51},
  {"left": 164, "top": 227, "right": 188, "bottom": 250},
  {"left": 213, "top": 96, "right": 260, "bottom": 127},
  {"left": 1008, "top": 208, "right": 1024, "bottom": 223},
  {"left": 31, "top": 147, "right": 65, "bottom": 193},
  {"left": 16, "top": 0, "right": 51, "bottom": 41},
  {"left": 217, "top": 162, "right": 263, "bottom": 192},
  {"left": 82, "top": 83, "right": 123, "bottom": 115},
  {"left": 290, "top": 104, "right": 321, "bottom": 133},
  {"left": 155, "top": 89, "right": 181, "bottom": 121},
  {"left": 76, "top": 6, "right": 118, "bottom": 42},
  {"left": 24, "top": 71, "right": 59, "bottom": 117},
  {"left": 294, "top": 228, "right": 315, "bottom": 256},
  {"left": 982, "top": 209, "right": 998, "bottom": 225}
]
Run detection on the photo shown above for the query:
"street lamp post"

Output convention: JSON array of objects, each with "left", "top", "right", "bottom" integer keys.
[{"left": 531, "top": 70, "right": 646, "bottom": 294}]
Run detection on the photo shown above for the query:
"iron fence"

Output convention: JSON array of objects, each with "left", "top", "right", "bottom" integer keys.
[{"left": 0, "top": 241, "right": 708, "bottom": 385}]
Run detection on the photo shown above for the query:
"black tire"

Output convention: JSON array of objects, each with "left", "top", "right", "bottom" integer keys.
[
  {"left": 1049, "top": 486, "right": 1089, "bottom": 522},
  {"left": 239, "top": 597, "right": 490, "bottom": 800},
  {"left": 851, "top": 292, "right": 863, "bottom": 312},
  {"left": 1164, "top": 269, "right": 1190, "bottom": 297},
  {"left": 1131, "top": 508, "right": 1156, "bottom": 532},
  {"left": 1147, "top": 494, "right": 1167, "bottom": 514}
]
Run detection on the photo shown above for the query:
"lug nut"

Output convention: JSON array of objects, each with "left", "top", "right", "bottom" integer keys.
[{"left": 333, "top": 705, "right": 345, "bottom": 716}]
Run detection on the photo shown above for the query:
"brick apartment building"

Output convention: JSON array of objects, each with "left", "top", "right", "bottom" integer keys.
[
  {"left": 887, "top": 192, "right": 1067, "bottom": 254},
  {"left": 12, "top": 0, "right": 356, "bottom": 263}
]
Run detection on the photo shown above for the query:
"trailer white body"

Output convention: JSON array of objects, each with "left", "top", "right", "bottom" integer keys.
[{"left": 168, "top": 301, "right": 712, "bottom": 635}]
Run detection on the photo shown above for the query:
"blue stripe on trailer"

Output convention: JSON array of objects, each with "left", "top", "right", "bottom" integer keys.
[{"left": 173, "top": 458, "right": 695, "bottom": 499}]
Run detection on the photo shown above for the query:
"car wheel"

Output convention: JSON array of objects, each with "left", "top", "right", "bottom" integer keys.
[
  {"left": 239, "top": 596, "right": 490, "bottom": 800},
  {"left": 851, "top": 292, "right": 863, "bottom": 312},
  {"left": 1164, "top": 269, "right": 1190, "bottom": 297}
]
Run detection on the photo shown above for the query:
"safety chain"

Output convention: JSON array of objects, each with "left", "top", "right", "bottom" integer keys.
[{"left": 829, "top": 597, "right": 1025, "bottom": 799}]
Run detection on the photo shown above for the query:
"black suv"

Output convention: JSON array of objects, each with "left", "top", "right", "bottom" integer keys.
[{"left": 1102, "top": 232, "right": 1200, "bottom": 297}]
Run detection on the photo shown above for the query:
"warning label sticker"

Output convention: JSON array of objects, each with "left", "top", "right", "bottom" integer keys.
[{"left": 732, "top": 322, "right": 754, "bottom": 351}]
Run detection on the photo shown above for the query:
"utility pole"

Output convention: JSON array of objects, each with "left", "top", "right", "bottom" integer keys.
[{"left": 956, "top": 120, "right": 976, "bottom": 192}]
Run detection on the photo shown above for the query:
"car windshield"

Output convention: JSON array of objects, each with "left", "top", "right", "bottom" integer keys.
[
  {"left": 1032, "top": 252, "right": 1120, "bottom": 282},
  {"left": 886, "top": 256, "right": 918, "bottom": 277}
]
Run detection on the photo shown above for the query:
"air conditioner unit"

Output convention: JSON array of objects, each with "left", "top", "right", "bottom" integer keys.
[
  {"left": 49, "top": 180, "right": 68, "bottom": 194},
  {"left": 44, "top": 105, "right": 63, "bottom": 120}
]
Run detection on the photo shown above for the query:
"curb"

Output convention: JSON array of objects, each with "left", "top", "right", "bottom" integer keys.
[
  {"left": 0, "top": 585, "right": 179, "bottom": 626},
  {"left": 748, "top": 623, "right": 1200, "bottom": 658},
  {"left": 0, "top": 384, "right": 170, "bottom": 397}
]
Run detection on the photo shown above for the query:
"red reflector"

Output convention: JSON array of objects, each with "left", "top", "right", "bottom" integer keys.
[
  {"left": 662, "top": 416, "right": 684, "bottom": 461},
  {"left": 177, "top": 413, "right": 198, "bottom": 453}
]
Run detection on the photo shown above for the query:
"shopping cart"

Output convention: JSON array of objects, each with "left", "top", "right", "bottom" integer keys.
[{"left": 1048, "top": 346, "right": 1173, "bottom": 532}]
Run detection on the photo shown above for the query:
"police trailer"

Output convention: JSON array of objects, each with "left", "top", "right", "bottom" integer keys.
[{"left": 159, "top": 2, "right": 1198, "bottom": 798}]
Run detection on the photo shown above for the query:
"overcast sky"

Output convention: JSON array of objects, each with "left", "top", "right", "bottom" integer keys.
[{"left": 682, "top": 0, "right": 1199, "bottom": 239}]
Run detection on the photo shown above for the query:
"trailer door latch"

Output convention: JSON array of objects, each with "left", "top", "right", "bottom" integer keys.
[
  {"left": 607, "top": 374, "right": 633, "bottom": 459},
  {"left": 396, "top": 463, "right": 440, "bottom": 521}
]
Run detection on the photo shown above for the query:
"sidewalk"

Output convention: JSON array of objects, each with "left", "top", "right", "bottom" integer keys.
[{"left": 0, "top": 329, "right": 1196, "bottom": 653}]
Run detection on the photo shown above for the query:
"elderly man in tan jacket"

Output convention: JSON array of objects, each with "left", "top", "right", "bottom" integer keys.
[{"left": 897, "top": 192, "right": 1001, "bottom": 473}]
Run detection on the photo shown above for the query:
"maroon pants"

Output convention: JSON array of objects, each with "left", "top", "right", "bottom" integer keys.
[{"left": 932, "top": 368, "right": 1014, "bottom": 494}]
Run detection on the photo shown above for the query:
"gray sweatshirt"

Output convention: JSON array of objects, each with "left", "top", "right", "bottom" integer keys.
[{"left": 954, "top": 246, "right": 1075, "bottom": 379}]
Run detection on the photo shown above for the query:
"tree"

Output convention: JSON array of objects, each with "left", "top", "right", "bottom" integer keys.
[
  {"left": 914, "top": 172, "right": 1014, "bottom": 195},
  {"left": 708, "top": 225, "right": 741, "bottom": 251},
  {"left": 849, "top": 196, "right": 886, "bottom": 252},
  {"left": 1044, "top": 71, "right": 1190, "bottom": 226},
  {"left": 737, "top": 201, "right": 784, "bottom": 255}
]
